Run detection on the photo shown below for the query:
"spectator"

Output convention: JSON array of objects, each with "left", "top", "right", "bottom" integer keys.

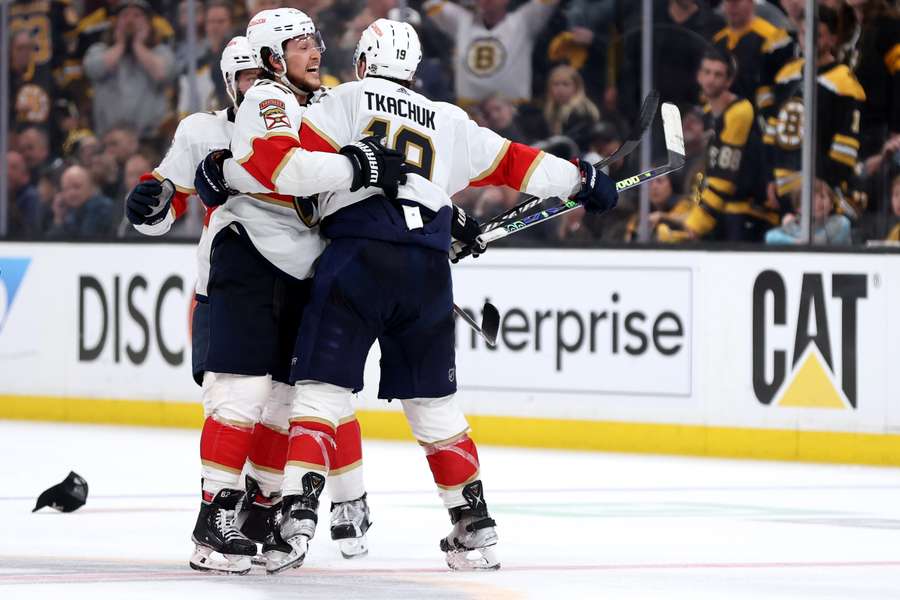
[
  {"left": 550, "top": 0, "right": 616, "bottom": 103},
  {"left": 177, "top": 0, "right": 237, "bottom": 117},
  {"left": 764, "top": 5, "right": 867, "bottom": 219},
  {"left": 15, "top": 126, "right": 59, "bottom": 184},
  {"left": 173, "top": 0, "right": 206, "bottom": 73},
  {"left": 845, "top": 0, "right": 900, "bottom": 176},
  {"left": 679, "top": 104, "right": 707, "bottom": 197},
  {"left": 6, "top": 151, "right": 44, "bottom": 238},
  {"left": 765, "top": 179, "right": 852, "bottom": 245},
  {"left": 681, "top": 49, "right": 776, "bottom": 242},
  {"left": 424, "top": 0, "right": 559, "bottom": 106},
  {"left": 88, "top": 150, "right": 123, "bottom": 200},
  {"left": 626, "top": 173, "right": 693, "bottom": 242},
  {"left": 619, "top": 0, "right": 724, "bottom": 123},
  {"left": 83, "top": 0, "right": 178, "bottom": 139},
  {"left": 480, "top": 94, "right": 534, "bottom": 143},
  {"left": 885, "top": 174, "right": 900, "bottom": 241},
  {"left": 47, "top": 165, "right": 115, "bottom": 238},
  {"left": 713, "top": 0, "right": 795, "bottom": 113},
  {"left": 542, "top": 64, "right": 600, "bottom": 152},
  {"left": 9, "top": 30, "right": 56, "bottom": 142},
  {"left": 103, "top": 126, "right": 140, "bottom": 170},
  {"left": 8, "top": 0, "right": 79, "bottom": 77}
]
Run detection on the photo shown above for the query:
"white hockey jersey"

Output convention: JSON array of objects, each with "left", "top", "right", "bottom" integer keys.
[
  {"left": 297, "top": 77, "right": 582, "bottom": 224},
  {"left": 212, "top": 79, "right": 355, "bottom": 280},
  {"left": 137, "top": 108, "right": 232, "bottom": 297},
  {"left": 424, "top": 0, "right": 557, "bottom": 105}
]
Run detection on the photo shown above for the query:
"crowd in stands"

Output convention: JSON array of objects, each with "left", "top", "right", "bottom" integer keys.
[{"left": 4, "top": 0, "right": 899, "bottom": 245}]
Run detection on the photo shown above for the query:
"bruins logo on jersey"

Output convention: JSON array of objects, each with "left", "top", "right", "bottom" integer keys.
[
  {"left": 16, "top": 83, "right": 51, "bottom": 122},
  {"left": 465, "top": 37, "right": 507, "bottom": 78},
  {"left": 775, "top": 99, "right": 804, "bottom": 150}
]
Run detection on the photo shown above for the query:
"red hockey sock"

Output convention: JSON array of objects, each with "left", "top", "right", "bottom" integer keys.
[
  {"left": 200, "top": 417, "right": 254, "bottom": 497},
  {"left": 248, "top": 423, "right": 289, "bottom": 473},
  {"left": 333, "top": 418, "right": 363, "bottom": 473},
  {"left": 424, "top": 434, "right": 480, "bottom": 489},
  {"left": 286, "top": 420, "right": 336, "bottom": 472}
]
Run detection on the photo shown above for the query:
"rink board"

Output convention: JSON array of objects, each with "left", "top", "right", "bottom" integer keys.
[{"left": 1, "top": 243, "right": 898, "bottom": 464}]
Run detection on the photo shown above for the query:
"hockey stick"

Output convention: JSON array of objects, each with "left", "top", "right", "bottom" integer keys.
[
  {"left": 474, "top": 103, "right": 685, "bottom": 247},
  {"left": 593, "top": 89, "right": 659, "bottom": 171},
  {"left": 471, "top": 90, "right": 660, "bottom": 241},
  {"left": 453, "top": 302, "right": 500, "bottom": 347}
]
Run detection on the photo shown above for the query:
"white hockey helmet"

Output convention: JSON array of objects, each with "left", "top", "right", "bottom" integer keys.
[
  {"left": 220, "top": 36, "right": 259, "bottom": 108},
  {"left": 246, "top": 8, "right": 324, "bottom": 93},
  {"left": 353, "top": 18, "right": 422, "bottom": 82}
]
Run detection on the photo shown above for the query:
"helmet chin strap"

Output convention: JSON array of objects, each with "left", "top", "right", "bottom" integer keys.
[{"left": 274, "top": 55, "right": 314, "bottom": 100}]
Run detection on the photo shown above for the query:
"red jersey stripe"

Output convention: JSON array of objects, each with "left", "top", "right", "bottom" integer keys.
[
  {"left": 239, "top": 133, "right": 302, "bottom": 189},
  {"left": 470, "top": 142, "right": 542, "bottom": 191}
]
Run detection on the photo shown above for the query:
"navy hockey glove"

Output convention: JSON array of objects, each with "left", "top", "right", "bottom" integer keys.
[
  {"left": 339, "top": 136, "right": 409, "bottom": 200},
  {"left": 449, "top": 206, "right": 486, "bottom": 264},
  {"left": 126, "top": 177, "right": 175, "bottom": 226},
  {"left": 194, "top": 149, "right": 237, "bottom": 207},
  {"left": 572, "top": 159, "right": 618, "bottom": 215}
]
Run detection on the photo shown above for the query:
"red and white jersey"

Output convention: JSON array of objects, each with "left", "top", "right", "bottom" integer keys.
[
  {"left": 136, "top": 108, "right": 232, "bottom": 297},
  {"left": 297, "top": 76, "right": 581, "bottom": 219},
  {"left": 212, "top": 79, "right": 354, "bottom": 280},
  {"left": 424, "top": 0, "right": 557, "bottom": 105}
]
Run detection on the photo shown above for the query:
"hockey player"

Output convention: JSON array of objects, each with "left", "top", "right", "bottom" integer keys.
[
  {"left": 124, "top": 35, "right": 317, "bottom": 573},
  {"left": 188, "top": 9, "right": 408, "bottom": 574},
  {"left": 208, "top": 18, "right": 618, "bottom": 573},
  {"left": 763, "top": 6, "right": 866, "bottom": 218},
  {"left": 682, "top": 49, "right": 777, "bottom": 241}
]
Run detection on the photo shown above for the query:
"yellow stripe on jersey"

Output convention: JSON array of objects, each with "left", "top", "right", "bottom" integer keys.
[
  {"left": 723, "top": 201, "right": 780, "bottom": 225},
  {"left": 706, "top": 177, "right": 736, "bottom": 197},
  {"left": 775, "top": 58, "right": 804, "bottom": 84},
  {"left": 700, "top": 187, "right": 725, "bottom": 210},
  {"left": 685, "top": 203, "right": 716, "bottom": 236},
  {"left": 774, "top": 168, "right": 802, "bottom": 196},
  {"left": 885, "top": 43, "right": 900, "bottom": 75},
  {"left": 720, "top": 100, "right": 755, "bottom": 147}
]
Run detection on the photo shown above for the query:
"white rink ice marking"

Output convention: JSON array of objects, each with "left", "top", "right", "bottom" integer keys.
[{"left": 1, "top": 421, "right": 900, "bottom": 600}]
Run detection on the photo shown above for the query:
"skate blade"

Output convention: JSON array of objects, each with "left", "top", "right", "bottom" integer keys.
[
  {"left": 338, "top": 535, "right": 369, "bottom": 559},
  {"left": 189, "top": 546, "right": 252, "bottom": 575},
  {"left": 266, "top": 536, "right": 308, "bottom": 574},
  {"left": 445, "top": 546, "right": 500, "bottom": 571},
  {"left": 250, "top": 554, "right": 267, "bottom": 567}
]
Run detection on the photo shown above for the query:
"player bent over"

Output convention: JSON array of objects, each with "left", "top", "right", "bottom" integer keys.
[
  {"left": 190, "top": 9, "right": 408, "bottom": 573},
  {"left": 208, "top": 19, "right": 617, "bottom": 572}
]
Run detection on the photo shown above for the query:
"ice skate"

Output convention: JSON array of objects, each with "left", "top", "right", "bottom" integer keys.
[
  {"left": 236, "top": 475, "right": 281, "bottom": 566},
  {"left": 439, "top": 480, "right": 500, "bottom": 571},
  {"left": 189, "top": 488, "right": 257, "bottom": 575},
  {"left": 330, "top": 493, "right": 372, "bottom": 559},
  {"left": 267, "top": 472, "right": 325, "bottom": 574}
]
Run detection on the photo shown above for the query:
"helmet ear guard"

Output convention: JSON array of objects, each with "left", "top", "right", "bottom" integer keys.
[
  {"left": 353, "top": 18, "right": 422, "bottom": 83},
  {"left": 221, "top": 36, "right": 259, "bottom": 108}
]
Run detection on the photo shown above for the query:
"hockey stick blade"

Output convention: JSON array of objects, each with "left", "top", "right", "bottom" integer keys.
[
  {"left": 474, "top": 103, "right": 685, "bottom": 246},
  {"left": 453, "top": 303, "right": 499, "bottom": 347},
  {"left": 594, "top": 89, "right": 659, "bottom": 171}
]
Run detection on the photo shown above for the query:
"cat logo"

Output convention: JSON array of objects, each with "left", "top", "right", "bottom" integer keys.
[
  {"left": 465, "top": 38, "right": 506, "bottom": 77},
  {"left": 752, "top": 270, "right": 867, "bottom": 409}
]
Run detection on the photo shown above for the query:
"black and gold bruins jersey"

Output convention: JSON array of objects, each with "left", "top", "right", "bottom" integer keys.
[
  {"left": 685, "top": 97, "right": 778, "bottom": 241},
  {"left": 9, "top": 0, "right": 78, "bottom": 74},
  {"left": 713, "top": 16, "right": 796, "bottom": 112},
  {"left": 764, "top": 59, "right": 866, "bottom": 212},
  {"left": 847, "top": 15, "right": 900, "bottom": 154}
]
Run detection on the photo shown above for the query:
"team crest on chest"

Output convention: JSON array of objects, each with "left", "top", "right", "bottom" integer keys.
[
  {"left": 465, "top": 37, "right": 506, "bottom": 77},
  {"left": 259, "top": 98, "right": 290, "bottom": 130}
]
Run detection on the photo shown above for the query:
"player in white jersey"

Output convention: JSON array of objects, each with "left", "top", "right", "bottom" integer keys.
[
  {"left": 188, "top": 9, "right": 409, "bottom": 574},
  {"left": 212, "top": 18, "right": 618, "bottom": 573},
  {"left": 424, "top": 0, "right": 558, "bottom": 105}
]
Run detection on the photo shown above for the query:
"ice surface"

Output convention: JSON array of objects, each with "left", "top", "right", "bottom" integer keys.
[{"left": 1, "top": 421, "right": 899, "bottom": 599}]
